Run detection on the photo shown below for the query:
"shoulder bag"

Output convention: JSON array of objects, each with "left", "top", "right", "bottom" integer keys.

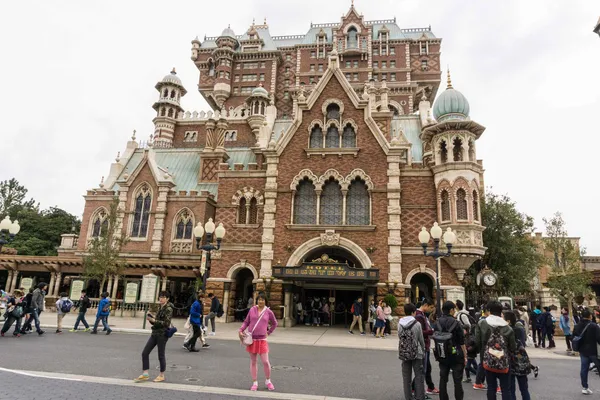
[{"left": 242, "top": 307, "right": 268, "bottom": 346}]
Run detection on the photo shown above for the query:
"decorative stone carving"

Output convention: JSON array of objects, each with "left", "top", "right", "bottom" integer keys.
[
  {"left": 388, "top": 252, "right": 402, "bottom": 263},
  {"left": 170, "top": 241, "right": 192, "bottom": 253},
  {"left": 474, "top": 231, "right": 482, "bottom": 245},
  {"left": 261, "top": 250, "right": 274, "bottom": 260},
  {"left": 320, "top": 230, "right": 340, "bottom": 246},
  {"left": 232, "top": 187, "right": 264, "bottom": 205},
  {"left": 290, "top": 169, "right": 320, "bottom": 190},
  {"left": 211, "top": 250, "right": 222, "bottom": 260},
  {"left": 456, "top": 230, "right": 471, "bottom": 245},
  {"left": 455, "top": 269, "right": 466, "bottom": 281}
]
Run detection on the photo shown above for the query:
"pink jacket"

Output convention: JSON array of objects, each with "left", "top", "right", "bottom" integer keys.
[
  {"left": 376, "top": 305, "right": 386, "bottom": 321},
  {"left": 239, "top": 305, "right": 278, "bottom": 340}
]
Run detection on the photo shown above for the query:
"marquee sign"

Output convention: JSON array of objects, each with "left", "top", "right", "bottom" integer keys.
[{"left": 272, "top": 263, "right": 379, "bottom": 281}]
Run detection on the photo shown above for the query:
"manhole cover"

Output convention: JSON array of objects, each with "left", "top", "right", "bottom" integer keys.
[
  {"left": 186, "top": 378, "right": 199, "bottom": 382},
  {"left": 156, "top": 364, "right": 192, "bottom": 371},
  {"left": 271, "top": 365, "right": 302, "bottom": 371}
]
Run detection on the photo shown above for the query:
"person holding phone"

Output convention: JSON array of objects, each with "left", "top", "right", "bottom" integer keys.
[{"left": 134, "top": 291, "right": 174, "bottom": 383}]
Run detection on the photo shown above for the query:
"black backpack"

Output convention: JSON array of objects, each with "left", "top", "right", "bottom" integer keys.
[
  {"left": 433, "top": 320, "right": 458, "bottom": 363},
  {"left": 216, "top": 303, "right": 224, "bottom": 318}
]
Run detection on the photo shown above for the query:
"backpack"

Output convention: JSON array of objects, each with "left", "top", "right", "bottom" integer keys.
[
  {"left": 60, "top": 299, "right": 73, "bottom": 313},
  {"left": 350, "top": 304, "right": 355, "bottom": 314},
  {"left": 483, "top": 326, "right": 510, "bottom": 374},
  {"left": 216, "top": 303, "right": 224, "bottom": 318},
  {"left": 433, "top": 320, "right": 458, "bottom": 363},
  {"left": 511, "top": 342, "right": 532, "bottom": 376},
  {"left": 572, "top": 323, "right": 591, "bottom": 353},
  {"left": 398, "top": 320, "right": 419, "bottom": 361}
]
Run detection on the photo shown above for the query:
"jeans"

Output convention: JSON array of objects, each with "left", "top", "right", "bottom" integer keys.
[
  {"left": 413, "top": 350, "right": 436, "bottom": 391},
  {"left": 403, "top": 359, "right": 425, "bottom": 400},
  {"left": 188, "top": 323, "right": 201, "bottom": 349},
  {"left": 533, "top": 328, "right": 542, "bottom": 346},
  {"left": 510, "top": 374, "right": 530, "bottom": 400},
  {"left": 1, "top": 315, "right": 22, "bottom": 334},
  {"left": 142, "top": 334, "right": 167, "bottom": 372},
  {"left": 205, "top": 312, "right": 216, "bottom": 332},
  {"left": 565, "top": 334, "right": 572, "bottom": 351},
  {"left": 74, "top": 310, "right": 89, "bottom": 330},
  {"left": 439, "top": 362, "right": 464, "bottom": 400},
  {"left": 580, "top": 354, "right": 600, "bottom": 389},
  {"left": 93, "top": 315, "right": 110, "bottom": 332},
  {"left": 465, "top": 358, "right": 478, "bottom": 379},
  {"left": 485, "top": 370, "right": 511, "bottom": 400},
  {"left": 541, "top": 331, "right": 555, "bottom": 348},
  {"left": 24, "top": 309, "right": 41, "bottom": 332},
  {"left": 475, "top": 355, "right": 486, "bottom": 385}
]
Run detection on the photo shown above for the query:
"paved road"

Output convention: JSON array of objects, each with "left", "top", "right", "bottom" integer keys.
[{"left": 0, "top": 329, "right": 592, "bottom": 399}]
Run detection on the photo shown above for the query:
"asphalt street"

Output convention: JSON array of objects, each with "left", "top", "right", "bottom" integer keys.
[{"left": 0, "top": 328, "right": 592, "bottom": 400}]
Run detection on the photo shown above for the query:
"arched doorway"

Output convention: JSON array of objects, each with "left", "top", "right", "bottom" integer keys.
[
  {"left": 410, "top": 273, "right": 434, "bottom": 304},
  {"left": 233, "top": 268, "right": 254, "bottom": 322}
]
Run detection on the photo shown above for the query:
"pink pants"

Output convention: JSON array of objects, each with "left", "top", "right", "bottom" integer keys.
[{"left": 249, "top": 352, "right": 271, "bottom": 381}]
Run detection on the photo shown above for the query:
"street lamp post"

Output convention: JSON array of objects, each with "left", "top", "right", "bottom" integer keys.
[
  {"left": 0, "top": 216, "right": 20, "bottom": 253},
  {"left": 193, "top": 218, "right": 226, "bottom": 293},
  {"left": 418, "top": 222, "right": 457, "bottom": 315}
]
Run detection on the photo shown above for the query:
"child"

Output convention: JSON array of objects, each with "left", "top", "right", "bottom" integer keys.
[
  {"left": 463, "top": 325, "right": 478, "bottom": 383},
  {"left": 55, "top": 292, "right": 73, "bottom": 334}
]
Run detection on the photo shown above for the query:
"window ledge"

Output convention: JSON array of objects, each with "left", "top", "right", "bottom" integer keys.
[
  {"left": 232, "top": 224, "right": 261, "bottom": 229},
  {"left": 129, "top": 237, "right": 148, "bottom": 242},
  {"left": 305, "top": 148, "right": 359, "bottom": 158},
  {"left": 285, "top": 224, "right": 376, "bottom": 231}
]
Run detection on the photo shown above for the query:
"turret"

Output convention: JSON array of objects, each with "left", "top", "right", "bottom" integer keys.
[
  {"left": 211, "top": 25, "right": 237, "bottom": 107},
  {"left": 152, "top": 69, "right": 187, "bottom": 147},
  {"left": 245, "top": 84, "right": 270, "bottom": 146}
]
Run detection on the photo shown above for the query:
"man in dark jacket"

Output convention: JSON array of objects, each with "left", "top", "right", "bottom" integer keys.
[
  {"left": 573, "top": 309, "right": 600, "bottom": 395},
  {"left": 540, "top": 307, "right": 555, "bottom": 349},
  {"left": 531, "top": 305, "right": 543, "bottom": 348},
  {"left": 23, "top": 283, "right": 47, "bottom": 335},
  {"left": 348, "top": 297, "right": 365, "bottom": 335},
  {"left": 434, "top": 301, "right": 466, "bottom": 400},
  {"left": 475, "top": 300, "right": 516, "bottom": 400},
  {"left": 204, "top": 293, "right": 220, "bottom": 335},
  {"left": 71, "top": 289, "right": 91, "bottom": 332},
  {"left": 413, "top": 298, "right": 439, "bottom": 395}
]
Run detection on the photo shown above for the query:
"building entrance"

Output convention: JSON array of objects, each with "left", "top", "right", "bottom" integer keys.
[{"left": 295, "top": 286, "right": 364, "bottom": 327}]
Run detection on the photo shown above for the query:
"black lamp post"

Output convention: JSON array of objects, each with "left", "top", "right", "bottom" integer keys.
[
  {"left": 418, "top": 222, "right": 457, "bottom": 315},
  {"left": 0, "top": 216, "right": 20, "bottom": 253},
  {"left": 194, "top": 218, "right": 226, "bottom": 292}
]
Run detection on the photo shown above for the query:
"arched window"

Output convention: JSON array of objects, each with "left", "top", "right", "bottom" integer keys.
[
  {"left": 248, "top": 197, "right": 258, "bottom": 224},
  {"left": 163, "top": 89, "right": 169, "bottom": 98},
  {"left": 342, "top": 124, "right": 356, "bottom": 147},
  {"left": 456, "top": 188, "right": 468, "bottom": 220},
  {"left": 347, "top": 179, "right": 369, "bottom": 225},
  {"left": 160, "top": 108, "right": 166, "bottom": 117},
  {"left": 208, "top": 61, "right": 215, "bottom": 76},
  {"left": 238, "top": 197, "right": 247, "bottom": 224},
  {"left": 439, "top": 140, "right": 448, "bottom": 163},
  {"left": 347, "top": 27, "right": 358, "bottom": 49},
  {"left": 254, "top": 102, "right": 259, "bottom": 115},
  {"left": 131, "top": 185, "right": 152, "bottom": 237},
  {"left": 468, "top": 139, "right": 475, "bottom": 162},
  {"left": 453, "top": 137, "right": 463, "bottom": 162},
  {"left": 326, "top": 103, "right": 340, "bottom": 120},
  {"left": 325, "top": 125, "right": 339, "bottom": 148},
  {"left": 389, "top": 105, "right": 400, "bottom": 116},
  {"left": 91, "top": 209, "right": 108, "bottom": 238},
  {"left": 174, "top": 210, "right": 193, "bottom": 239},
  {"left": 293, "top": 178, "right": 317, "bottom": 224},
  {"left": 320, "top": 179, "right": 343, "bottom": 225},
  {"left": 473, "top": 190, "right": 479, "bottom": 222},
  {"left": 441, "top": 190, "right": 450, "bottom": 221},
  {"left": 170, "top": 90, "right": 176, "bottom": 99},
  {"left": 310, "top": 125, "right": 323, "bottom": 148},
  {"left": 260, "top": 102, "right": 265, "bottom": 115},
  {"left": 167, "top": 108, "right": 174, "bottom": 118}
]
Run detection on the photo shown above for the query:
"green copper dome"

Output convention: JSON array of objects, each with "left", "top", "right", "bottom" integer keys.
[{"left": 433, "top": 72, "right": 470, "bottom": 122}]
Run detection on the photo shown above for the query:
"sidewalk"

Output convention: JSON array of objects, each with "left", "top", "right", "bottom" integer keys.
[{"left": 36, "top": 312, "right": 575, "bottom": 358}]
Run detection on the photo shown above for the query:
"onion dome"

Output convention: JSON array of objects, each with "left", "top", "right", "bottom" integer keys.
[
  {"left": 251, "top": 84, "right": 269, "bottom": 98},
  {"left": 220, "top": 25, "right": 236, "bottom": 38},
  {"left": 433, "top": 70, "right": 470, "bottom": 122},
  {"left": 155, "top": 68, "right": 186, "bottom": 95}
]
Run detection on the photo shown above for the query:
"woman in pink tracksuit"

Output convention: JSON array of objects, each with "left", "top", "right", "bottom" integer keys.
[{"left": 238, "top": 293, "right": 278, "bottom": 391}]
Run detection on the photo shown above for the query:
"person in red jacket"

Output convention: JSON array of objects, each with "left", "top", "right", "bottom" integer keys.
[{"left": 413, "top": 298, "right": 439, "bottom": 396}]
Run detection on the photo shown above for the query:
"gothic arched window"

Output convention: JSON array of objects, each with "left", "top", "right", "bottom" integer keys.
[
  {"left": 293, "top": 178, "right": 317, "bottom": 224},
  {"left": 238, "top": 197, "right": 247, "bottom": 224},
  {"left": 473, "top": 190, "right": 480, "bottom": 222},
  {"left": 453, "top": 137, "right": 463, "bottom": 162},
  {"left": 163, "top": 89, "right": 169, "bottom": 98},
  {"left": 310, "top": 125, "right": 323, "bottom": 148},
  {"left": 440, "top": 140, "right": 448, "bottom": 163},
  {"left": 326, "top": 103, "right": 340, "bottom": 120},
  {"left": 91, "top": 209, "right": 108, "bottom": 238},
  {"left": 170, "top": 90, "right": 176, "bottom": 99},
  {"left": 249, "top": 197, "right": 258, "bottom": 224},
  {"left": 175, "top": 210, "right": 193, "bottom": 239},
  {"left": 160, "top": 108, "right": 166, "bottom": 117},
  {"left": 456, "top": 188, "right": 468, "bottom": 220},
  {"left": 167, "top": 108, "right": 174, "bottom": 118},
  {"left": 131, "top": 185, "right": 152, "bottom": 237},
  {"left": 342, "top": 123, "right": 356, "bottom": 147},
  {"left": 347, "top": 27, "right": 358, "bottom": 49},
  {"left": 260, "top": 102, "right": 265, "bottom": 115},
  {"left": 441, "top": 190, "right": 450, "bottom": 221},
  {"left": 325, "top": 125, "right": 340, "bottom": 148},
  {"left": 347, "top": 179, "right": 370, "bottom": 225},
  {"left": 320, "top": 178, "right": 343, "bottom": 225}
]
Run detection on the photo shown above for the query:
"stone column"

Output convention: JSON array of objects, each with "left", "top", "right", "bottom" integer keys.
[
  {"left": 386, "top": 151, "right": 403, "bottom": 282},
  {"left": 9, "top": 271, "right": 19, "bottom": 292},
  {"left": 106, "top": 276, "right": 114, "bottom": 297},
  {"left": 283, "top": 283, "right": 293, "bottom": 327},
  {"left": 53, "top": 272, "right": 62, "bottom": 298},
  {"left": 151, "top": 186, "right": 170, "bottom": 254},
  {"left": 315, "top": 190, "right": 322, "bottom": 225},
  {"left": 112, "top": 275, "right": 120, "bottom": 299},
  {"left": 259, "top": 153, "right": 279, "bottom": 278},
  {"left": 161, "top": 276, "right": 168, "bottom": 291},
  {"left": 48, "top": 272, "right": 56, "bottom": 297},
  {"left": 223, "top": 282, "right": 231, "bottom": 322},
  {"left": 5, "top": 270, "right": 14, "bottom": 293}
]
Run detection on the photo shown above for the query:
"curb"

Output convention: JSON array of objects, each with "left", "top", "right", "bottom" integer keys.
[{"left": 39, "top": 324, "right": 237, "bottom": 340}]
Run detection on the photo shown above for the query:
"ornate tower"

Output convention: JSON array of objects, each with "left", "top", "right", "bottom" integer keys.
[
  {"left": 421, "top": 72, "right": 486, "bottom": 282},
  {"left": 212, "top": 26, "right": 237, "bottom": 107},
  {"left": 152, "top": 69, "right": 187, "bottom": 147},
  {"left": 246, "top": 84, "right": 271, "bottom": 146}
]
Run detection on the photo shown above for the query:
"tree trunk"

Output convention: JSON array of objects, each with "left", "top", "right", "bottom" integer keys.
[
  {"left": 100, "top": 275, "right": 106, "bottom": 296},
  {"left": 568, "top": 295, "right": 574, "bottom": 331}
]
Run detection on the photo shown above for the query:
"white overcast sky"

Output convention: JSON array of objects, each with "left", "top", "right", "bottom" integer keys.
[{"left": 1, "top": 0, "right": 599, "bottom": 254}]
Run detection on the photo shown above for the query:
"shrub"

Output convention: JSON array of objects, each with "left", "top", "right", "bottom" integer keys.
[{"left": 384, "top": 294, "right": 398, "bottom": 313}]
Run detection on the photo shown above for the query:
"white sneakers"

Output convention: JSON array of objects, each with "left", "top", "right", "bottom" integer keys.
[
  {"left": 208, "top": 332, "right": 216, "bottom": 336},
  {"left": 582, "top": 388, "right": 593, "bottom": 395}
]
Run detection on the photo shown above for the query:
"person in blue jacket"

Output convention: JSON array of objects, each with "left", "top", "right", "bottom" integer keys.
[
  {"left": 91, "top": 291, "right": 112, "bottom": 335},
  {"left": 560, "top": 307, "right": 572, "bottom": 352},
  {"left": 184, "top": 292, "right": 209, "bottom": 351},
  {"left": 531, "top": 305, "right": 543, "bottom": 348}
]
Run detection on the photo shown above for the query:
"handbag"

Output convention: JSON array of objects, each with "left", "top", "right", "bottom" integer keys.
[
  {"left": 242, "top": 307, "right": 268, "bottom": 346},
  {"left": 166, "top": 324, "right": 178, "bottom": 338},
  {"left": 184, "top": 316, "right": 191, "bottom": 331},
  {"left": 572, "top": 323, "right": 590, "bottom": 352},
  {"left": 11, "top": 306, "right": 24, "bottom": 319}
]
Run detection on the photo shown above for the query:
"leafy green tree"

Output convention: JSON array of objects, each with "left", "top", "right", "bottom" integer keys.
[
  {"left": 465, "top": 191, "right": 541, "bottom": 294},
  {"left": 544, "top": 212, "right": 591, "bottom": 330},
  {"left": 83, "top": 198, "right": 128, "bottom": 293},
  {"left": 0, "top": 178, "right": 37, "bottom": 217}
]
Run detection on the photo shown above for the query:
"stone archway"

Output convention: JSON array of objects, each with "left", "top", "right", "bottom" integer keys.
[{"left": 285, "top": 236, "right": 372, "bottom": 269}]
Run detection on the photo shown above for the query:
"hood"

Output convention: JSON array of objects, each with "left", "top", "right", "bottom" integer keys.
[
  {"left": 533, "top": 309, "right": 542, "bottom": 315},
  {"left": 486, "top": 315, "right": 509, "bottom": 327},
  {"left": 399, "top": 316, "right": 416, "bottom": 327}
]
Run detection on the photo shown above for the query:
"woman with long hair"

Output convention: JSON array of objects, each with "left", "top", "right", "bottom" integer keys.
[
  {"left": 374, "top": 300, "right": 386, "bottom": 338},
  {"left": 383, "top": 301, "right": 392, "bottom": 336},
  {"left": 238, "top": 293, "right": 278, "bottom": 391},
  {"left": 134, "top": 291, "right": 174, "bottom": 383}
]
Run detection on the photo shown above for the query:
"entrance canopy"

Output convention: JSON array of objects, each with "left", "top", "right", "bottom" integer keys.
[{"left": 273, "top": 262, "right": 379, "bottom": 281}]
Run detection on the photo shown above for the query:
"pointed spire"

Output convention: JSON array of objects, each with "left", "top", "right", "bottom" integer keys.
[
  {"left": 171, "top": 67, "right": 177, "bottom": 75},
  {"left": 446, "top": 68, "right": 453, "bottom": 89},
  {"left": 263, "top": 17, "right": 267, "bottom": 25},
  {"left": 351, "top": 0, "right": 354, "bottom": 7},
  {"left": 99, "top": 176, "right": 105, "bottom": 188},
  {"left": 132, "top": 129, "right": 137, "bottom": 140},
  {"left": 115, "top": 151, "right": 121, "bottom": 162}
]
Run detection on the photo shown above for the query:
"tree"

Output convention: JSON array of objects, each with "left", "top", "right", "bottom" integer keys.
[
  {"left": 0, "top": 178, "right": 37, "bottom": 217},
  {"left": 83, "top": 198, "right": 128, "bottom": 293},
  {"left": 465, "top": 191, "right": 542, "bottom": 294},
  {"left": 544, "top": 212, "right": 591, "bottom": 330}
]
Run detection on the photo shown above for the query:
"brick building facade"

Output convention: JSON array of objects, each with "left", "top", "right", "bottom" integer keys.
[{"left": 0, "top": 5, "right": 486, "bottom": 324}]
